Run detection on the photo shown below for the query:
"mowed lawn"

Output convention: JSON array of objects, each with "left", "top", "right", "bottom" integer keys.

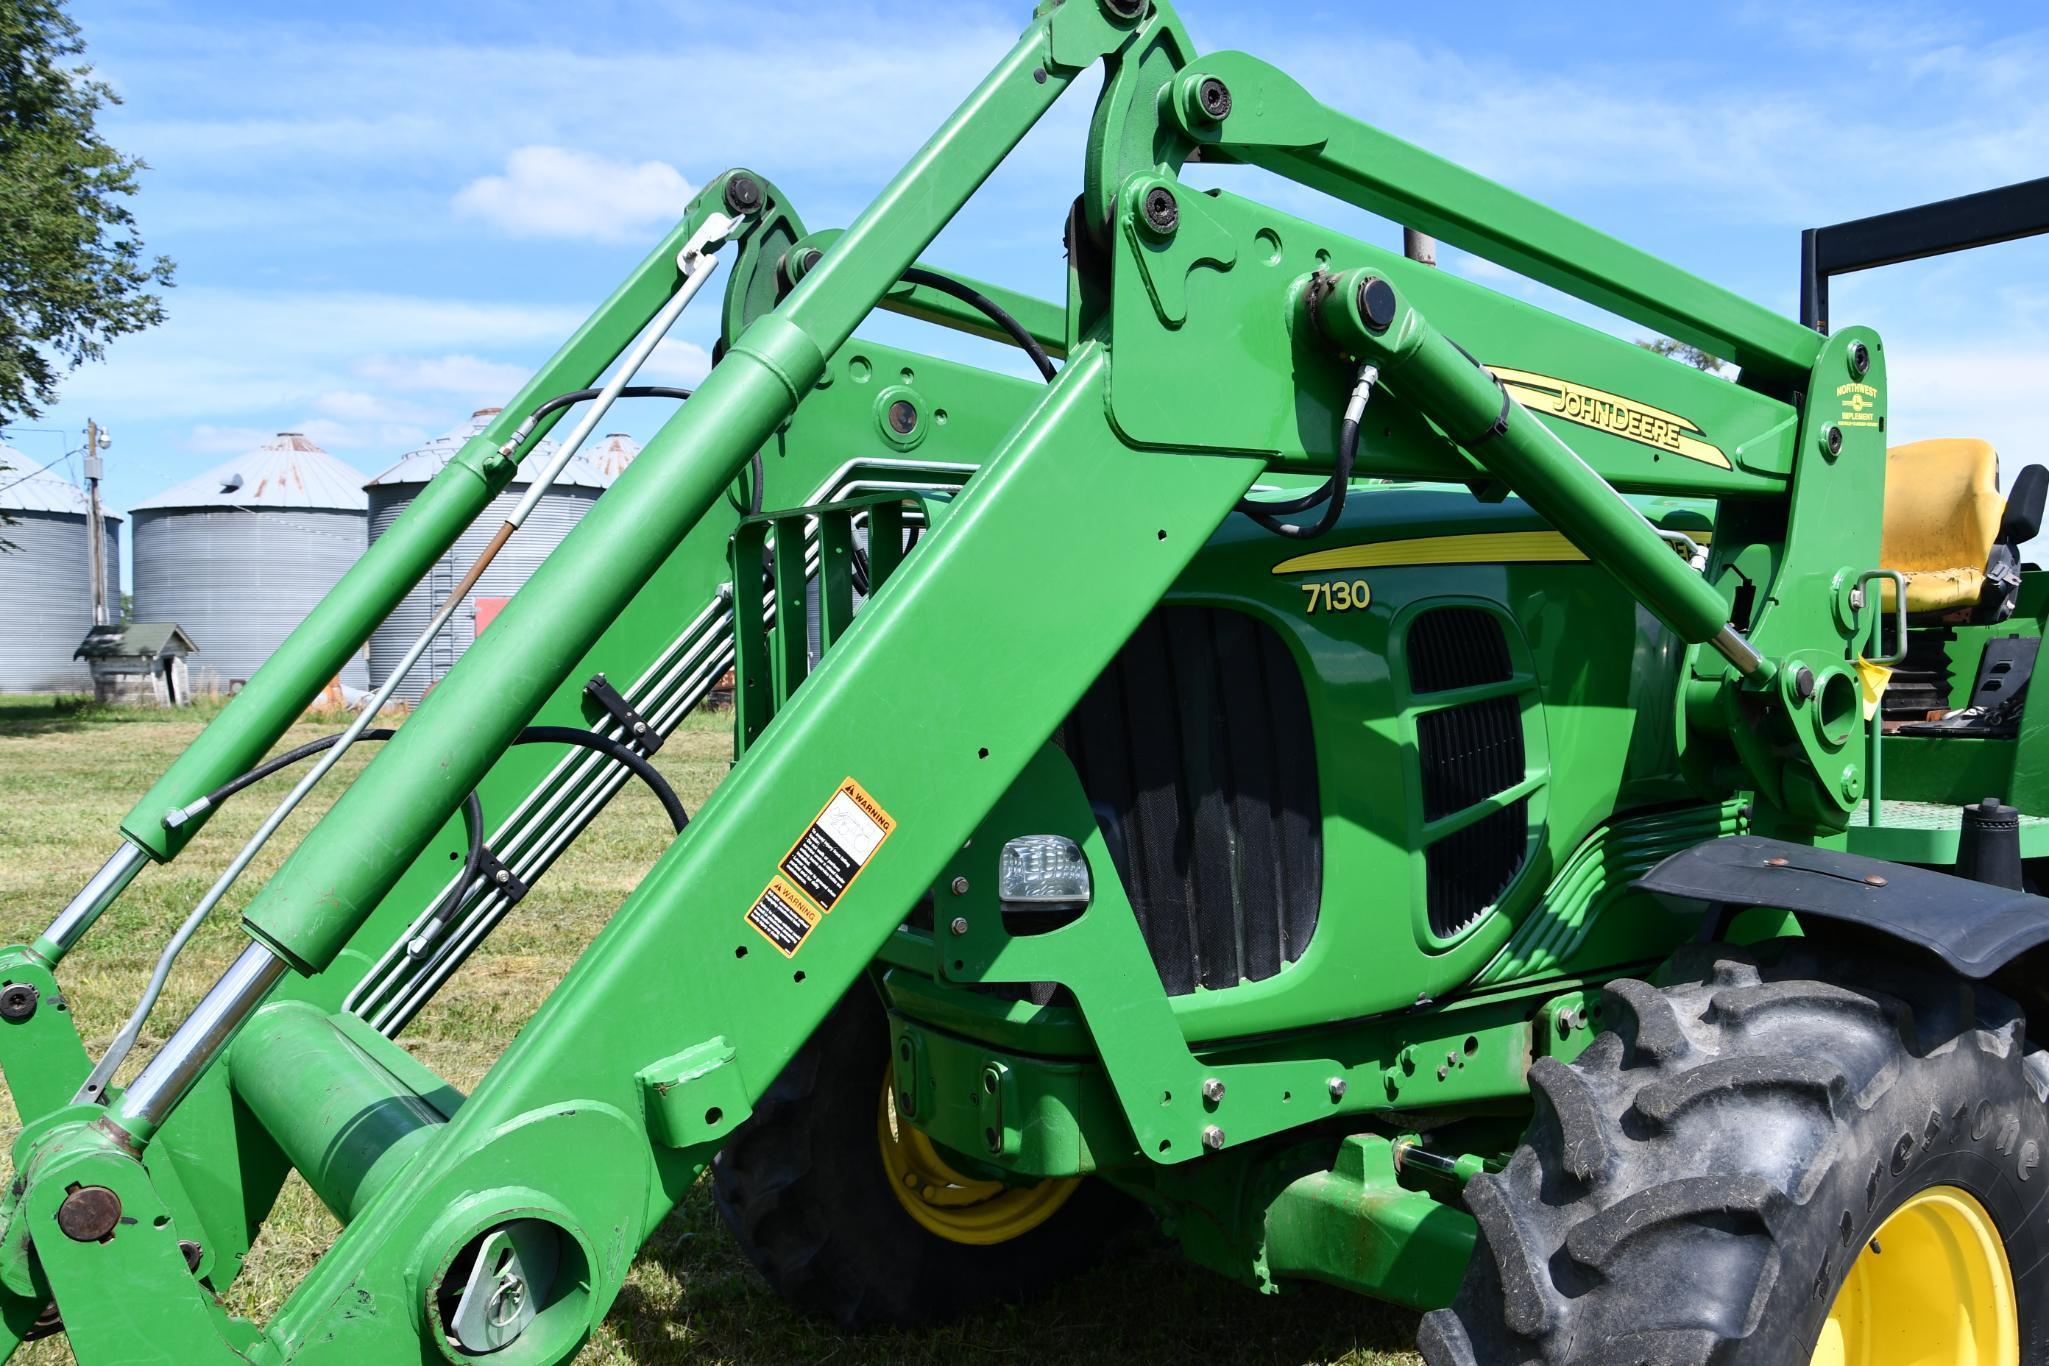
[{"left": 0, "top": 696, "right": 1423, "bottom": 1365}]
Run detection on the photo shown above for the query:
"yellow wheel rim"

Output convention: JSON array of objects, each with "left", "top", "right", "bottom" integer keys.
[
  {"left": 1810, "top": 1185, "right": 2018, "bottom": 1366},
  {"left": 877, "top": 1071, "right": 1080, "bottom": 1246}
]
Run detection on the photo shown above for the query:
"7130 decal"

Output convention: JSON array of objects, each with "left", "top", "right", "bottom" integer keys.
[{"left": 1301, "top": 579, "right": 1371, "bottom": 613}]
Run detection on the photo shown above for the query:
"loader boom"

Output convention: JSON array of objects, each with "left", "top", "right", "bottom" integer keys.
[{"left": 0, "top": 2, "right": 1921, "bottom": 1359}]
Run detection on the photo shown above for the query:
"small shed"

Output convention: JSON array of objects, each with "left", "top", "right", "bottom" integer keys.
[{"left": 75, "top": 623, "right": 200, "bottom": 707}]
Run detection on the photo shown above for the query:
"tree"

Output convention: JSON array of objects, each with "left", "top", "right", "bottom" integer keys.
[
  {"left": 1638, "top": 336, "right": 1725, "bottom": 373},
  {"left": 0, "top": 0, "right": 172, "bottom": 442}
]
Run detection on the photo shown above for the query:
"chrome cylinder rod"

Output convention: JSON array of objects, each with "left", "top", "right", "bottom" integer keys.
[
  {"left": 32, "top": 841, "right": 150, "bottom": 964},
  {"left": 500, "top": 213, "right": 736, "bottom": 529},
  {"left": 82, "top": 213, "right": 749, "bottom": 1128},
  {"left": 108, "top": 942, "right": 289, "bottom": 1139}
]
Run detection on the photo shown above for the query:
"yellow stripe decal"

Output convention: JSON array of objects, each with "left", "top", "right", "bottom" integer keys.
[
  {"left": 1271, "top": 531, "right": 1587, "bottom": 575},
  {"left": 1487, "top": 366, "right": 1732, "bottom": 470}
]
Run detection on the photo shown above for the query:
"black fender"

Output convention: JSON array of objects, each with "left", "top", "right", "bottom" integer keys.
[{"left": 1637, "top": 834, "right": 2049, "bottom": 978}]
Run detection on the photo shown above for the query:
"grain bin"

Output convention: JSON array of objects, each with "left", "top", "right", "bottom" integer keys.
[
  {"left": 131, "top": 433, "right": 370, "bottom": 694},
  {"left": 586, "top": 433, "right": 641, "bottom": 481},
  {"left": 0, "top": 449, "right": 122, "bottom": 693},
  {"left": 364, "top": 407, "right": 612, "bottom": 702}
]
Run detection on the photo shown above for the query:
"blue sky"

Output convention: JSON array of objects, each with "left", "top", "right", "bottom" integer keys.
[{"left": 13, "top": 0, "right": 2049, "bottom": 571}]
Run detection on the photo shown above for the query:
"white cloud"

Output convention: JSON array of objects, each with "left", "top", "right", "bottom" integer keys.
[
  {"left": 643, "top": 339, "right": 713, "bottom": 386},
  {"left": 353, "top": 353, "right": 532, "bottom": 403},
  {"left": 454, "top": 146, "right": 694, "bottom": 243},
  {"left": 181, "top": 417, "right": 432, "bottom": 456}
]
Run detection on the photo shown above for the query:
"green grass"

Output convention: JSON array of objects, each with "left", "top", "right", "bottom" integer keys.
[{"left": 0, "top": 696, "right": 1422, "bottom": 1364}]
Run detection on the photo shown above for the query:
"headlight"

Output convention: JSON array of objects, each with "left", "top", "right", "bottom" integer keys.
[{"left": 998, "top": 834, "right": 1091, "bottom": 906}]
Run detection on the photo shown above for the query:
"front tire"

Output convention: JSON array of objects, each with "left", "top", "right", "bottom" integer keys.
[
  {"left": 711, "top": 986, "right": 1122, "bottom": 1328},
  {"left": 1419, "top": 941, "right": 2049, "bottom": 1364}
]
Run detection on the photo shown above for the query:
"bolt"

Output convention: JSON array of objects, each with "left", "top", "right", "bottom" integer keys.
[
  {"left": 1201, "top": 1078, "right": 1226, "bottom": 1104},
  {"left": 1822, "top": 424, "right": 1845, "bottom": 458},
  {"left": 1848, "top": 341, "right": 1871, "bottom": 378},
  {"left": 1357, "top": 276, "right": 1399, "bottom": 333},
  {"left": 1201, "top": 1125, "right": 1226, "bottom": 1151},
  {"left": 1793, "top": 665, "right": 1817, "bottom": 701},
  {"left": 1864, "top": 873, "right": 1889, "bottom": 887},
  {"left": 949, "top": 916, "right": 969, "bottom": 937},
  {"left": 493, "top": 869, "right": 511, "bottom": 886},
  {"left": 56, "top": 1185, "right": 121, "bottom": 1243},
  {"left": 1195, "top": 77, "right": 1232, "bottom": 123},
  {"left": 1436, "top": 1065, "right": 1450, "bottom": 1081},
  {"left": 0, "top": 983, "right": 38, "bottom": 1022},
  {"left": 887, "top": 399, "right": 918, "bottom": 435},
  {"left": 950, "top": 876, "right": 970, "bottom": 896},
  {"left": 1327, "top": 1076, "right": 1348, "bottom": 1100},
  {"left": 1766, "top": 856, "right": 1791, "bottom": 867},
  {"left": 1142, "top": 185, "right": 1180, "bottom": 237},
  {"left": 1841, "top": 765, "right": 1865, "bottom": 802},
  {"left": 722, "top": 174, "right": 764, "bottom": 216}
]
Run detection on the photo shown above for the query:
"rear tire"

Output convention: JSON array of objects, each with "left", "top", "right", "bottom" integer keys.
[
  {"left": 1419, "top": 940, "right": 2049, "bottom": 1364},
  {"left": 711, "top": 986, "right": 1123, "bottom": 1328}
]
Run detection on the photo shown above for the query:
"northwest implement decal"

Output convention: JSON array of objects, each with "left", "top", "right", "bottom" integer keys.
[
  {"left": 1837, "top": 381, "right": 1880, "bottom": 429},
  {"left": 781, "top": 778, "right": 896, "bottom": 914},
  {"left": 1486, "top": 366, "right": 1731, "bottom": 470}
]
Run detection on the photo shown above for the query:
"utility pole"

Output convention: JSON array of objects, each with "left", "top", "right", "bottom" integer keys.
[
  {"left": 1404, "top": 227, "right": 1438, "bottom": 268},
  {"left": 83, "top": 419, "right": 110, "bottom": 626}
]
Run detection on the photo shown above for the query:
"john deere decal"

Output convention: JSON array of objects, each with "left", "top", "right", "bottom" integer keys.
[{"left": 1488, "top": 366, "right": 1731, "bottom": 470}]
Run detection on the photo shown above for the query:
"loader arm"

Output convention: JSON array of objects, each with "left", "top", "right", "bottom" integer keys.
[{"left": 0, "top": 1, "right": 1901, "bottom": 1359}]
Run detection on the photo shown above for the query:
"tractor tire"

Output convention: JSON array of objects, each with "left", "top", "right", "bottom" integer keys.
[
  {"left": 710, "top": 985, "right": 1123, "bottom": 1328},
  {"left": 1419, "top": 940, "right": 2049, "bottom": 1365}
]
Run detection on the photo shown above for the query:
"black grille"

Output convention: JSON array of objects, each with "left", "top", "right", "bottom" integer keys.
[
  {"left": 1407, "top": 607, "right": 1513, "bottom": 695},
  {"left": 1425, "top": 799, "right": 1530, "bottom": 937},
  {"left": 1416, "top": 695, "right": 1525, "bottom": 822},
  {"left": 1057, "top": 607, "right": 1321, "bottom": 997}
]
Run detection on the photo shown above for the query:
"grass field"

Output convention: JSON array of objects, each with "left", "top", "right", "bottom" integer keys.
[{"left": 0, "top": 696, "right": 1424, "bottom": 1364}]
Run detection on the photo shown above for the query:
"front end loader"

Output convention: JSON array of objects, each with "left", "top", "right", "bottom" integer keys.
[{"left": 6, "top": 3, "right": 2049, "bottom": 1361}]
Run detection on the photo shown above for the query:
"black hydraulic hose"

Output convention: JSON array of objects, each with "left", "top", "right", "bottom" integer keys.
[
  {"left": 428, "top": 790, "right": 486, "bottom": 928},
  {"left": 899, "top": 266, "right": 1057, "bottom": 382},
  {"left": 512, "top": 726, "right": 689, "bottom": 833},
  {"left": 1237, "top": 411, "right": 1361, "bottom": 541},
  {"left": 192, "top": 722, "right": 685, "bottom": 931},
  {"left": 499, "top": 385, "right": 695, "bottom": 456},
  {"left": 189, "top": 729, "right": 486, "bottom": 930},
  {"left": 200, "top": 728, "right": 397, "bottom": 806}
]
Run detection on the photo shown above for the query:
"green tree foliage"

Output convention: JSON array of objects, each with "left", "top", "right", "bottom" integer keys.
[
  {"left": 1638, "top": 336, "right": 1724, "bottom": 373},
  {"left": 0, "top": 0, "right": 172, "bottom": 435}
]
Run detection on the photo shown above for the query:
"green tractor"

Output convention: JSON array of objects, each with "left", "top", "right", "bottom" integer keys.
[{"left": 5, "top": 2, "right": 2048, "bottom": 1361}]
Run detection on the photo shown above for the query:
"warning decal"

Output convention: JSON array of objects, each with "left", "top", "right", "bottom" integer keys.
[
  {"left": 781, "top": 778, "right": 896, "bottom": 913},
  {"left": 745, "top": 876, "right": 821, "bottom": 958}
]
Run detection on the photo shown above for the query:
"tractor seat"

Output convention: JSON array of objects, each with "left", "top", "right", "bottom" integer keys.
[{"left": 1882, "top": 439, "right": 2047, "bottom": 620}]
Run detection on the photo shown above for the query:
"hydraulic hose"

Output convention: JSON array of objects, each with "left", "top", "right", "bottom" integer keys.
[
  {"left": 90, "top": 721, "right": 689, "bottom": 1100},
  {"left": 512, "top": 726, "right": 689, "bottom": 833},
  {"left": 1236, "top": 364, "right": 1379, "bottom": 540},
  {"left": 497, "top": 385, "right": 695, "bottom": 458},
  {"left": 898, "top": 265, "right": 1058, "bottom": 382}
]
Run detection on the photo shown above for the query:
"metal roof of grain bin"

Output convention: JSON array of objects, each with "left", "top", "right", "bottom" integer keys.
[
  {"left": 586, "top": 433, "right": 641, "bottom": 481},
  {"left": 363, "top": 407, "right": 613, "bottom": 702},
  {"left": 130, "top": 433, "right": 371, "bottom": 693},
  {"left": 0, "top": 447, "right": 123, "bottom": 693}
]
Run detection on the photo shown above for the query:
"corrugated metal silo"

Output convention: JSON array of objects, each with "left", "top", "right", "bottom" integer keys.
[
  {"left": 0, "top": 448, "right": 122, "bottom": 693},
  {"left": 131, "top": 433, "right": 370, "bottom": 693},
  {"left": 0, "top": 454, "right": 121, "bottom": 696},
  {"left": 364, "top": 407, "right": 612, "bottom": 702}
]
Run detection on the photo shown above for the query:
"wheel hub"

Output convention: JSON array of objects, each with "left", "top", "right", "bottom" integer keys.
[{"left": 1810, "top": 1185, "right": 2017, "bottom": 1365}]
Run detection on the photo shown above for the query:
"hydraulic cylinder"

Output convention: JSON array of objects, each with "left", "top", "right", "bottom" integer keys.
[
  {"left": 1318, "top": 270, "right": 1765, "bottom": 677},
  {"left": 228, "top": 1001, "right": 448, "bottom": 1223}
]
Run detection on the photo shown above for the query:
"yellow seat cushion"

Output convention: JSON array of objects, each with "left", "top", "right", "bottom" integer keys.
[{"left": 1881, "top": 439, "right": 2005, "bottom": 613}]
